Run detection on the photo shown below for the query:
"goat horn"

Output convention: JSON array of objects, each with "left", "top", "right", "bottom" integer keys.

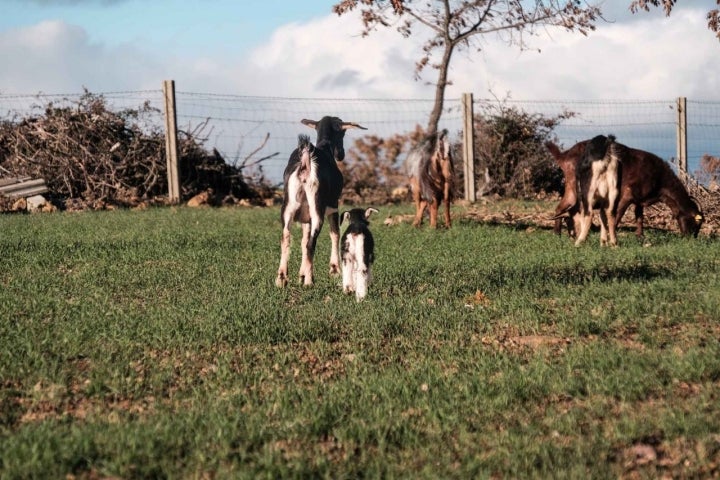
[
  {"left": 689, "top": 195, "right": 704, "bottom": 213},
  {"left": 551, "top": 204, "right": 574, "bottom": 220}
]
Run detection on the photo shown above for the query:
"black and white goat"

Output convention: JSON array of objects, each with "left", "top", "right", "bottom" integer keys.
[
  {"left": 340, "top": 207, "right": 378, "bottom": 301},
  {"left": 276, "top": 116, "right": 367, "bottom": 288},
  {"left": 574, "top": 134, "right": 621, "bottom": 247}
]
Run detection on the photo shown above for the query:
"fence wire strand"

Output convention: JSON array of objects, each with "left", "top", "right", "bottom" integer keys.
[{"left": 1, "top": 91, "right": 718, "bottom": 184}]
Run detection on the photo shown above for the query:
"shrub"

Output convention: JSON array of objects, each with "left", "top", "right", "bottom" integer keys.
[
  {"left": 0, "top": 91, "right": 272, "bottom": 210},
  {"left": 474, "top": 99, "right": 575, "bottom": 198}
]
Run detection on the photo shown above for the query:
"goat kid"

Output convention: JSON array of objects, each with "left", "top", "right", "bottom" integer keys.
[
  {"left": 340, "top": 207, "right": 378, "bottom": 301},
  {"left": 276, "top": 116, "right": 367, "bottom": 288},
  {"left": 574, "top": 134, "right": 621, "bottom": 247},
  {"left": 406, "top": 129, "right": 454, "bottom": 228}
]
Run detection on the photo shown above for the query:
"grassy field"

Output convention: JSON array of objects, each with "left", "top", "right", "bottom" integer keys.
[{"left": 1, "top": 201, "right": 719, "bottom": 479}]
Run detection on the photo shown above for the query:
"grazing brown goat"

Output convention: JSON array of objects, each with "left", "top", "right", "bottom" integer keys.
[
  {"left": 613, "top": 142, "right": 704, "bottom": 238},
  {"left": 405, "top": 129, "right": 454, "bottom": 228},
  {"left": 547, "top": 137, "right": 704, "bottom": 240},
  {"left": 545, "top": 139, "right": 589, "bottom": 237}
]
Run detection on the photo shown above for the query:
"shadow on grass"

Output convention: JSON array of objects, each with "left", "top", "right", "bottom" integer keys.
[{"left": 482, "top": 262, "right": 674, "bottom": 291}]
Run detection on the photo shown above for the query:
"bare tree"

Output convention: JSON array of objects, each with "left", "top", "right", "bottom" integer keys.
[
  {"left": 333, "top": 0, "right": 601, "bottom": 135},
  {"left": 629, "top": 0, "right": 720, "bottom": 40}
]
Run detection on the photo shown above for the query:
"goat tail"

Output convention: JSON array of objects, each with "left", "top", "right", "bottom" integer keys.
[
  {"left": 545, "top": 141, "right": 561, "bottom": 159},
  {"left": 607, "top": 135, "right": 622, "bottom": 161},
  {"left": 297, "top": 134, "right": 312, "bottom": 151},
  {"left": 297, "top": 134, "right": 314, "bottom": 181}
]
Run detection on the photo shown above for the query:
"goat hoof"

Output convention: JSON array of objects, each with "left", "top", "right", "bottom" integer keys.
[
  {"left": 329, "top": 264, "right": 340, "bottom": 276},
  {"left": 275, "top": 275, "right": 287, "bottom": 288}
]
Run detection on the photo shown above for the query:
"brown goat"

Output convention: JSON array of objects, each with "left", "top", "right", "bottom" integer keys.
[
  {"left": 545, "top": 139, "right": 588, "bottom": 237},
  {"left": 406, "top": 129, "right": 454, "bottom": 228},
  {"left": 547, "top": 138, "right": 704, "bottom": 239}
]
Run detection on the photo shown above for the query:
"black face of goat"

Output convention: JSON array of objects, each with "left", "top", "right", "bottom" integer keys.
[{"left": 301, "top": 116, "right": 366, "bottom": 162}]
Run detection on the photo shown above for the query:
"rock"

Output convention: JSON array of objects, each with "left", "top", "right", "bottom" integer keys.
[{"left": 26, "top": 195, "right": 49, "bottom": 213}]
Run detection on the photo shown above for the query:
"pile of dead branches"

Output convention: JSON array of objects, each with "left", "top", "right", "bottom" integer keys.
[{"left": 0, "top": 91, "right": 275, "bottom": 211}]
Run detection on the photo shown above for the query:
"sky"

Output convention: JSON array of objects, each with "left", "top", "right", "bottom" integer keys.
[{"left": 1, "top": 0, "right": 719, "bottom": 100}]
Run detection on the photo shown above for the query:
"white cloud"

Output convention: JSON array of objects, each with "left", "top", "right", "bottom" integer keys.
[
  {"left": 237, "top": 14, "right": 431, "bottom": 98},
  {"left": 0, "top": 20, "right": 163, "bottom": 94},
  {"left": 447, "top": 7, "right": 720, "bottom": 100},
  {"left": 227, "top": 6, "right": 719, "bottom": 101},
  {"left": 0, "top": 6, "right": 718, "bottom": 101}
]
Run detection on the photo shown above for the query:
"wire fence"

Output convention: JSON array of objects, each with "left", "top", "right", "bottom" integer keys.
[{"left": 1, "top": 89, "right": 719, "bottom": 185}]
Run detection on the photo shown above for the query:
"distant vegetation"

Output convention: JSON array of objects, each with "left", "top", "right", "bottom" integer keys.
[{"left": 0, "top": 92, "right": 272, "bottom": 211}]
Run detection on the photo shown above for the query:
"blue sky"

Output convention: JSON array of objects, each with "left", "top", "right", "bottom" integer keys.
[
  {"left": 0, "top": 0, "right": 718, "bottom": 99},
  {"left": 2, "top": 0, "right": 333, "bottom": 55}
]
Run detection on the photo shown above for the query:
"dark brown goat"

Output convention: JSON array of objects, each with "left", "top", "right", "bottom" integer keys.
[
  {"left": 405, "top": 129, "right": 455, "bottom": 228},
  {"left": 545, "top": 139, "right": 588, "bottom": 237},
  {"left": 547, "top": 138, "right": 704, "bottom": 239}
]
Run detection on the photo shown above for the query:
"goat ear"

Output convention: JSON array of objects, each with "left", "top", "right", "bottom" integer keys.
[
  {"left": 545, "top": 141, "right": 561, "bottom": 159},
  {"left": 301, "top": 119, "right": 318, "bottom": 130},
  {"left": 341, "top": 122, "right": 368, "bottom": 131},
  {"left": 341, "top": 211, "right": 350, "bottom": 225},
  {"left": 365, "top": 207, "right": 379, "bottom": 219}
]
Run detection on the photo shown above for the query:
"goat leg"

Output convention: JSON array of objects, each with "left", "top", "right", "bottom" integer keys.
[
  {"left": 443, "top": 199, "right": 452, "bottom": 229},
  {"left": 429, "top": 199, "right": 439, "bottom": 229},
  {"left": 411, "top": 179, "right": 426, "bottom": 227},
  {"left": 276, "top": 226, "right": 292, "bottom": 288},
  {"left": 607, "top": 209, "right": 618, "bottom": 247},
  {"left": 606, "top": 177, "right": 619, "bottom": 247},
  {"left": 342, "top": 258, "right": 355, "bottom": 295},
  {"left": 299, "top": 223, "right": 315, "bottom": 286},
  {"left": 327, "top": 210, "right": 341, "bottom": 276},
  {"left": 634, "top": 205, "right": 645, "bottom": 239},
  {"left": 599, "top": 209, "right": 609, "bottom": 246},
  {"left": 574, "top": 210, "right": 593, "bottom": 246},
  {"left": 444, "top": 181, "right": 452, "bottom": 229}
]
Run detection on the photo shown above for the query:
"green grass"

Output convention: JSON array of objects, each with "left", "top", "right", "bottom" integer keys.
[{"left": 1, "top": 203, "right": 719, "bottom": 478}]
